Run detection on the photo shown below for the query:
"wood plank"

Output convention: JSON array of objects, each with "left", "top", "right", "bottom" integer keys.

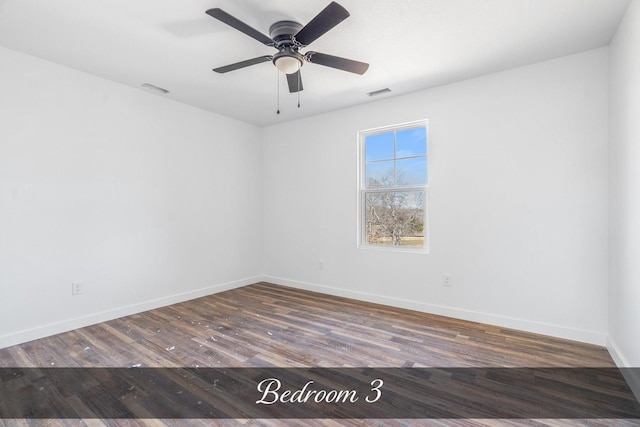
[{"left": 0, "top": 282, "right": 633, "bottom": 426}]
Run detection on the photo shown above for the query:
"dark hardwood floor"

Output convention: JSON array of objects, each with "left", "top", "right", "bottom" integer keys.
[{"left": 0, "top": 282, "right": 637, "bottom": 426}]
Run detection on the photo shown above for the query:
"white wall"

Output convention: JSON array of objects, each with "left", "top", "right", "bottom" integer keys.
[
  {"left": 608, "top": 0, "right": 640, "bottom": 369},
  {"left": 0, "top": 46, "right": 263, "bottom": 348},
  {"left": 0, "top": 41, "right": 616, "bottom": 350},
  {"left": 262, "top": 48, "right": 610, "bottom": 345}
]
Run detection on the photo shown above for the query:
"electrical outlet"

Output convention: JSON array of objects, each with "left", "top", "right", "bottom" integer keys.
[
  {"left": 318, "top": 259, "right": 325, "bottom": 270},
  {"left": 443, "top": 274, "right": 452, "bottom": 287},
  {"left": 71, "top": 282, "right": 83, "bottom": 295}
]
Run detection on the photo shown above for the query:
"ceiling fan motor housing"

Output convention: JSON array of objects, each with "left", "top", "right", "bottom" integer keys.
[
  {"left": 269, "top": 20, "right": 303, "bottom": 45},
  {"left": 270, "top": 20, "right": 304, "bottom": 73}
]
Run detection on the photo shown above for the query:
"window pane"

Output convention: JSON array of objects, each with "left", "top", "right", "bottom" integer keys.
[
  {"left": 396, "top": 127, "right": 427, "bottom": 158},
  {"left": 365, "top": 160, "right": 394, "bottom": 188},
  {"left": 364, "top": 191, "right": 425, "bottom": 247},
  {"left": 395, "top": 157, "right": 427, "bottom": 186},
  {"left": 365, "top": 132, "right": 394, "bottom": 161}
]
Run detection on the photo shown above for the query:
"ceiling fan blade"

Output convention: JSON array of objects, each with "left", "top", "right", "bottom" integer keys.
[
  {"left": 294, "top": 2, "right": 350, "bottom": 47},
  {"left": 206, "top": 8, "right": 274, "bottom": 46},
  {"left": 286, "top": 70, "right": 304, "bottom": 93},
  {"left": 305, "top": 52, "right": 369, "bottom": 75},
  {"left": 213, "top": 55, "right": 273, "bottom": 73}
]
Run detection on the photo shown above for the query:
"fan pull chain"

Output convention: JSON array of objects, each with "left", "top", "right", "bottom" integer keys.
[
  {"left": 276, "top": 68, "right": 280, "bottom": 115},
  {"left": 298, "top": 64, "right": 302, "bottom": 108},
  {"left": 297, "top": 64, "right": 301, "bottom": 108}
]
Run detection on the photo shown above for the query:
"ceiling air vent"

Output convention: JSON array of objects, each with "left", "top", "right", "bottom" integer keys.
[
  {"left": 367, "top": 88, "right": 391, "bottom": 97},
  {"left": 142, "top": 83, "right": 169, "bottom": 94}
]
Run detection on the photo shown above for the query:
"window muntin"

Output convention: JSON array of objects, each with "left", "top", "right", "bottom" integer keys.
[{"left": 359, "top": 121, "right": 428, "bottom": 251}]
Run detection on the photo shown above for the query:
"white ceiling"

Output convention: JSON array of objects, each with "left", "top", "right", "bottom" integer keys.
[{"left": 0, "top": 0, "right": 631, "bottom": 127}]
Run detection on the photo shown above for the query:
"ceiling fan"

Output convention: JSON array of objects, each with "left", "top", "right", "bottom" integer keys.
[{"left": 206, "top": 1, "right": 369, "bottom": 94}]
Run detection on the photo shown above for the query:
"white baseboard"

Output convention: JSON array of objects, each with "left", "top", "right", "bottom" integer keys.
[
  {"left": 607, "top": 336, "right": 640, "bottom": 403},
  {"left": 262, "top": 275, "right": 608, "bottom": 346},
  {"left": 0, "top": 276, "right": 260, "bottom": 350},
  {"left": 1, "top": 274, "right": 609, "bottom": 351},
  {"left": 607, "top": 336, "right": 631, "bottom": 367}
]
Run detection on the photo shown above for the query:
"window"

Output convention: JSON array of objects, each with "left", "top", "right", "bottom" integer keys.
[{"left": 358, "top": 120, "right": 428, "bottom": 251}]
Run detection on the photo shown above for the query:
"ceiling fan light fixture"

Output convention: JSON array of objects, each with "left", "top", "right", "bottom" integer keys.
[{"left": 274, "top": 55, "right": 301, "bottom": 74}]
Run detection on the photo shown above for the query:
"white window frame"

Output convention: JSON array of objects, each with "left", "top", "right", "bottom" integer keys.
[{"left": 357, "top": 119, "right": 429, "bottom": 253}]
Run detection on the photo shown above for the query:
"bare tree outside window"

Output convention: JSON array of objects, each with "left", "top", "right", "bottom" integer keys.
[{"left": 365, "top": 190, "right": 425, "bottom": 246}]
